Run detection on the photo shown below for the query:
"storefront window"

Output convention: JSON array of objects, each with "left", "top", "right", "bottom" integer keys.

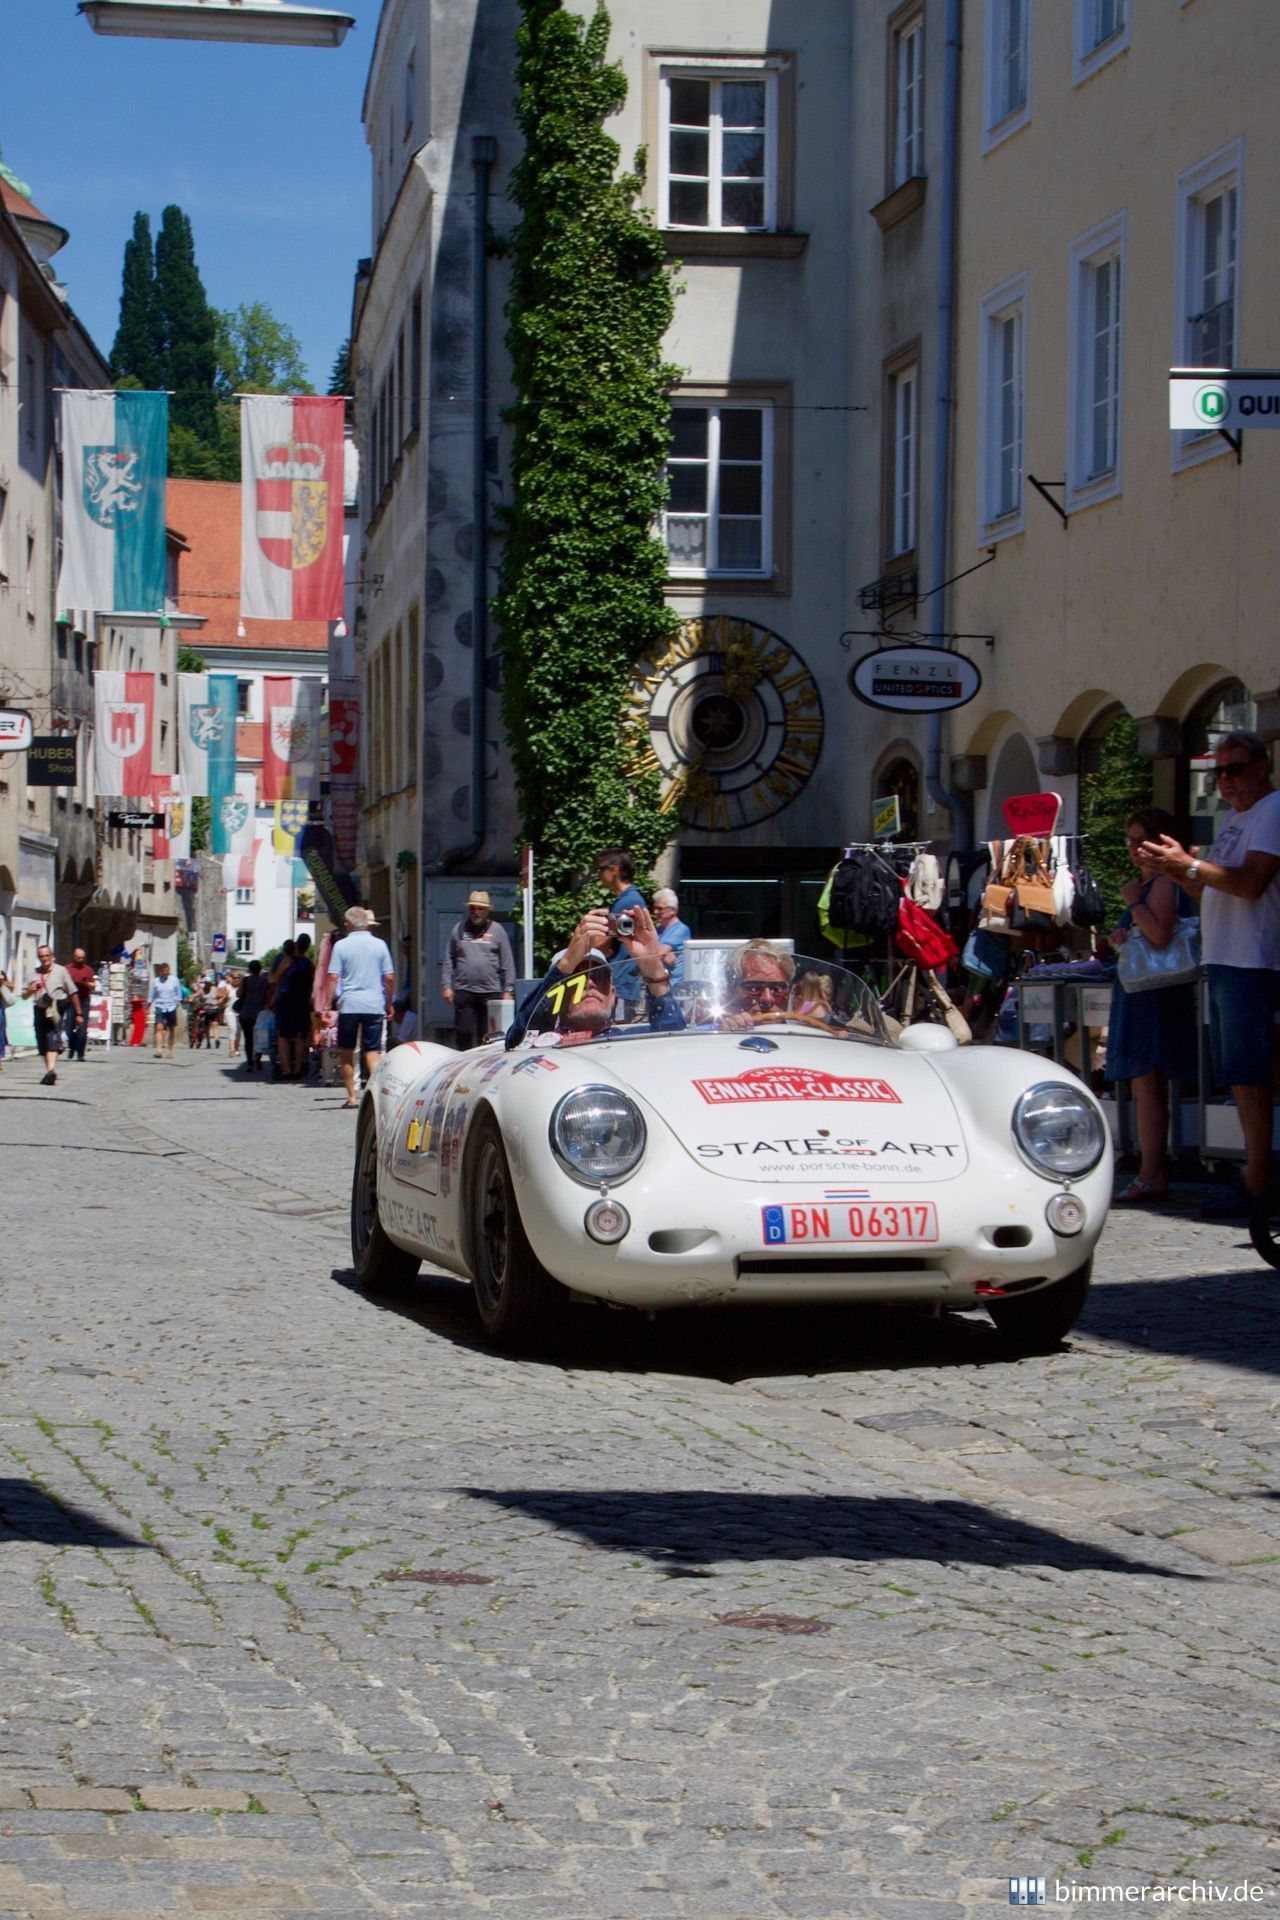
[{"left": 1185, "top": 680, "right": 1255, "bottom": 849}]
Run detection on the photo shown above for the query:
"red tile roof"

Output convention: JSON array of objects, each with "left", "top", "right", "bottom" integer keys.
[{"left": 167, "top": 479, "right": 330, "bottom": 653}]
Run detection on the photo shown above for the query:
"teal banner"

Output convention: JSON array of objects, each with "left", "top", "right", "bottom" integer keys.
[{"left": 112, "top": 389, "right": 168, "bottom": 611}]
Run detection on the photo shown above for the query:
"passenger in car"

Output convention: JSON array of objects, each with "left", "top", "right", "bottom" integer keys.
[{"left": 505, "top": 906, "right": 684, "bottom": 1047}]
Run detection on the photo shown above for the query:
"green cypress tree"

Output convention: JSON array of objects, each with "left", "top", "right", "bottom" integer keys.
[
  {"left": 109, "top": 212, "right": 160, "bottom": 389},
  {"left": 495, "top": 0, "right": 680, "bottom": 961},
  {"left": 154, "top": 204, "right": 218, "bottom": 447}
]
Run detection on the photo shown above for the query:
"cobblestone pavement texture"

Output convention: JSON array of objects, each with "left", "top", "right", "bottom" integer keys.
[{"left": 1, "top": 1044, "right": 1278, "bottom": 1918}]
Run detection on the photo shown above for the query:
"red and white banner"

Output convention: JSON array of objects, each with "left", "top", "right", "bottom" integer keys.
[
  {"left": 240, "top": 395, "right": 345, "bottom": 622},
  {"left": 327, "top": 675, "right": 360, "bottom": 869},
  {"left": 262, "top": 674, "right": 323, "bottom": 802},
  {"left": 152, "top": 780, "right": 191, "bottom": 862},
  {"left": 93, "top": 670, "right": 155, "bottom": 799},
  {"left": 238, "top": 840, "right": 261, "bottom": 890}
]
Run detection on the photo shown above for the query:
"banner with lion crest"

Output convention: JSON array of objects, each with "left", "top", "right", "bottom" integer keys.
[{"left": 58, "top": 390, "right": 167, "bottom": 616}]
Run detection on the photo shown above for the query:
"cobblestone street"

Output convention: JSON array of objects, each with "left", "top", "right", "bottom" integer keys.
[{"left": 1, "top": 1044, "right": 1278, "bottom": 1918}]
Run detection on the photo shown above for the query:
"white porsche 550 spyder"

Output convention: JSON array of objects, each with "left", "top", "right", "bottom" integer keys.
[{"left": 350, "top": 949, "right": 1112, "bottom": 1353}]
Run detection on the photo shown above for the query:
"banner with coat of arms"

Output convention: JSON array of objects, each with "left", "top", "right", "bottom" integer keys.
[
  {"left": 177, "top": 672, "right": 238, "bottom": 801},
  {"left": 92, "top": 670, "right": 155, "bottom": 800},
  {"left": 240, "top": 395, "right": 344, "bottom": 622},
  {"left": 152, "top": 780, "right": 191, "bottom": 862},
  {"left": 262, "top": 675, "right": 323, "bottom": 802},
  {"left": 58, "top": 391, "right": 168, "bottom": 615},
  {"left": 211, "top": 771, "right": 258, "bottom": 859}
]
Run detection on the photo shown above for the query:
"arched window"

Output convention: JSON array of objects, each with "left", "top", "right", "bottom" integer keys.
[{"left": 878, "top": 755, "right": 920, "bottom": 839}]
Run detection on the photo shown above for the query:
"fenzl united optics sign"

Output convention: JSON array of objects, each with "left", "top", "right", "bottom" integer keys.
[
  {"left": 1169, "top": 367, "right": 1280, "bottom": 430},
  {"left": 849, "top": 645, "right": 981, "bottom": 714}
]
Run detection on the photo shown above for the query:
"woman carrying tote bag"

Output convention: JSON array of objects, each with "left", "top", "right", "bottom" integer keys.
[{"left": 1104, "top": 806, "right": 1198, "bottom": 1201}]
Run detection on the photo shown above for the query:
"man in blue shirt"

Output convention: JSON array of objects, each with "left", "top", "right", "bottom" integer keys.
[
  {"left": 653, "top": 888, "right": 692, "bottom": 986},
  {"left": 327, "top": 907, "right": 396, "bottom": 1108},
  {"left": 595, "top": 847, "right": 648, "bottom": 1018},
  {"left": 148, "top": 962, "right": 183, "bottom": 1060}
]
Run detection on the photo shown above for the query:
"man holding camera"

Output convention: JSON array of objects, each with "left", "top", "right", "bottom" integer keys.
[{"left": 595, "top": 848, "right": 649, "bottom": 1020}]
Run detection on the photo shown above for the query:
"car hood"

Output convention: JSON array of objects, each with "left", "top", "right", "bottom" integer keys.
[{"left": 582, "top": 1032, "right": 970, "bottom": 1184}]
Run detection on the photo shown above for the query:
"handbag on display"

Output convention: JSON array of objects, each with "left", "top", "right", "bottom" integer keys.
[
  {"left": 1070, "top": 858, "right": 1106, "bottom": 929},
  {"left": 1116, "top": 917, "right": 1202, "bottom": 993}
]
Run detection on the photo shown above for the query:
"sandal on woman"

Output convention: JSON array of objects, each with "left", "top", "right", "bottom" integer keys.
[{"left": 1116, "top": 1176, "right": 1167, "bottom": 1203}]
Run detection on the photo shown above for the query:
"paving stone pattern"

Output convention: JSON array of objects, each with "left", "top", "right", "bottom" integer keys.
[{"left": 1, "top": 1046, "right": 1278, "bottom": 1917}]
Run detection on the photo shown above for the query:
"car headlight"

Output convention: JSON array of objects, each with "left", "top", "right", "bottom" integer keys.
[
  {"left": 550, "top": 1086, "right": 647, "bottom": 1186},
  {"left": 1013, "top": 1081, "right": 1107, "bottom": 1179}
]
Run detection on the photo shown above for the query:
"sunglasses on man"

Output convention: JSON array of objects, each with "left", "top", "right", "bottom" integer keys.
[{"left": 1210, "top": 756, "right": 1263, "bottom": 786}]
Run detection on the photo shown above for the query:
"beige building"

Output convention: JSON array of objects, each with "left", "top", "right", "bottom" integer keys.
[{"left": 947, "top": 0, "right": 1279, "bottom": 843}]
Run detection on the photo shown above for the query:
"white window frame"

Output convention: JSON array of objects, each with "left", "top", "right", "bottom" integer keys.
[
  {"left": 658, "top": 63, "right": 779, "bottom": 233},
  {"left": 893, "top": 15, "right": 925, "bottom": 187},
  {"left": 983, "top": 0, "right": 1030, "bottom": 151},
  {"left": 1172, "top": 139, "right": 1243, "bottom": 472},
  {"left": 978, "top": 272, "right": 1028, "bottom": 542},
  {"left": 1066, "top": 211, "right": 1125, "bottom": 511},
  {"left": 888, "top": 362, "right": 919, "bottom": 559},
  {"left": 235, "top": 886, "right": 255, "bottom": 905},
  {"left": 234, "top": 929, "right": 254, "bottom": 956},
  {"left": 1073, "top": 0, "right": 1128, "bottom": 86},
  {"left": 663, "top": 399, "right": 774, "bottom": 580}
]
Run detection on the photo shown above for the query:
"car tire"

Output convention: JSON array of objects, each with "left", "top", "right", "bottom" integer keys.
[
  {"left": 986, "top": 1258, "right": 1092, "bottom": 1355},
  {"left": 468, "top": 1114, "right": 564, "bottom": 1349},
  {"left": 351, "top": 1102, "right": 421, "bottom": 1293},
  {"left": 1248, "top": 1182, "right": 1280, "bottom": 1270}
]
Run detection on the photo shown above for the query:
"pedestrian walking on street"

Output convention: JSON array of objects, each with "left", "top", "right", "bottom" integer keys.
[
  {"left": 653, "top": 887, "right": 692, "bottom": 986},
  {"left": 1139, "top": 729, "right": 1280, "bottom": 1216},
  {"left": 148, "top": 962, "right": 182, "bottom": 1060},
  {"left": 441, "top": 891, "right": 515, "bottom": 1049},
  {"left": 64, "top": 947, "right": 96, "bottom": 1061},
  {"left": 595, "top": 849, "right": 648, "bottom": 1018},
  {"left": 127, "top": 948, "right": 149, "bottom": 1047},
  {"left": 328, "top": 906, "right": 395, "bottom": 1108},
  {"left": 275, "top": 932, "right": 315, "bottom": 1080},
  {"left": 236, "top": 960, "right": 270, "bottom": 1071},
  {"left": 1105, "top": 807, "right": 1198, "bottom": 1202},
  {"left": 21, "top": 943, "right": 76, "bottom": 1084},
  {"left": 226, "top": 971, "right": 243, "bottom": 1058}
]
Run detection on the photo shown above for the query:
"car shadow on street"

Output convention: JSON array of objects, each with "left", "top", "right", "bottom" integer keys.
[
  {"left": 459, "top": 1486, "right": 1197, "bottom": 1580},
  {"left": 0, "top": 1477, "right": 152, "bottom": 1549},
  {"left": 1077, "top": 1264, "right": 1280, "bottom": 1377}
]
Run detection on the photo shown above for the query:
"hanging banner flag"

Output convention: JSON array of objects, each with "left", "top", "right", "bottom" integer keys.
[
  {"left": 327, "top": 676, "right": 360, "bottom": 870},
  {"left": 177, "top": 672, "right": 238, "bottom": 800},
  {"left": 262, "top": 674, "right": 323, "bottom": 801},
  {"left": 237, "top": 840, "right": 261, "bottom": 890},
  {"left": 93, "top": 670, "right": 155, "bottom": 799},
  {"left": 152, "top": 782, "right": 191, "bottom": 862},
  {"left": 58, "top": 390, "right": 168, "bottom": 614},
  {"left": 240, "top": 395, "right": 345, "bottom": 621},
  {"left": 212, "top": 771, "right": 258, "bottom": 858},
  {"left": 272, "top": 798, "right": 309, "bottom": 855}
]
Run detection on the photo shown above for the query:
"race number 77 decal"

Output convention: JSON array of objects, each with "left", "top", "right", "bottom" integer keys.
[{"left": 542, "top": 972, "right": 591, "bottom": 1016}]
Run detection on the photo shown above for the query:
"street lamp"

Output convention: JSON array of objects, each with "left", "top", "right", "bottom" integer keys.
[{"left": 79, "top": 0, "right": 354, "bottom": 48}]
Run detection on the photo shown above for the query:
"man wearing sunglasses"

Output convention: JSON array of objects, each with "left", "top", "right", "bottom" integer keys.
[
  {"left": 507, "top": 905, "right": 682, "bottom": 1045},
  {"left": 1139, "top": 730, "right": 1280, "bottom": 1216}
]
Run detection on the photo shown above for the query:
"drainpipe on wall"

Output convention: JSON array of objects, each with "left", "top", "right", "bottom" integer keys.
[
  {"left": 926, "top": 0, "right": 971, "bottom": 850},
  {"left": 444, "top": 132, "right": 497, "bottom": 873}
]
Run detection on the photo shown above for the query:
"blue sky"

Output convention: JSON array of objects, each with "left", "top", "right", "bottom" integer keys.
[{"left": 3, "top": 0, "right": 387, "bottom": 390}]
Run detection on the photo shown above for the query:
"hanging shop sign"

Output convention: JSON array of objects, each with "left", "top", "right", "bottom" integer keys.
[
  {"left": 108, "top": 809, "right": 165, "bottom": 829},
  {"left": 1169, "top": 367, "right": 1280, "bottom": 430},
  {"left": 872, "top": 794, "right": 902, "bottom": 839},
  {"left": 25, "top": 736, "right": 78, "bottom": 786},
  {"left": 1002, "top": 791, "right": 1062, "bottom": 838},
  {"left": 848, "top": 645, "right": 981, "bottom": 714},
  {"left": 0, "top": 710, "right": 34, "bottom": 751}
]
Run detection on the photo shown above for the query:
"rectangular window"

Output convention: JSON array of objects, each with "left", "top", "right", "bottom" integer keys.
[
  {"left": 396, "top": 328, "right": 406, "bottom": 448},
  {"left": 404, "top": 53, "right": 416, "bottom": 140},
  {"left": 235, "top": 929, "right": 254, "bottom": 955},
  {"left": 406, "top": 604, "right": 419, "bottom": 790},
  {"left": 661, "top": 70, "right": 776, "bottom": 231},
  {"left": 410, "top": 287, "right": 423, "bottom": 433},
  {"left": 888, "top": 362, "right": 919, "bottom": 558},
  {"left": 984, "top": 0, "right": 1029, "bottom": 146},
  {"left": 979, "top": 273, "right": 1027, "bottom": 538},
  {"left": 235, "top": 886, "right": 254, "bottom": 905},
  {"left": 664, "top": 401, "right": 772, "bottom": 578},
  {"left": 236, "top": 679, "right": 250, "bottom": 717},
  {"left": 1068, "top": 213, "right": 1125, "bottom": 506},
  {"left": 1174, "top": 141, "right": 1242, "bottom": 464},
  {"left": 1074, "top": 0, "right": 1128, "bottom": 81},
  {"left": 893, "top": 16, "right": 925, "bottom": 186}
]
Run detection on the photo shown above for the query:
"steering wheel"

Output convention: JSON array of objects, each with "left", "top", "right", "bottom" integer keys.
[{"left": 747, "top": 1011, "right": 836, "bottom": 1032}]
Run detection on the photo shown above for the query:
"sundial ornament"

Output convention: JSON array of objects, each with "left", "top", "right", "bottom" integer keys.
[{"left": 627, "top": 616, "right": 824, "bottom": 832}]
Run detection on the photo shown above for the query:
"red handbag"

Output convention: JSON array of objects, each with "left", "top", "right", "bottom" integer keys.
[{"left": 894, "top": 886, "right": 958, "bottom": 969}]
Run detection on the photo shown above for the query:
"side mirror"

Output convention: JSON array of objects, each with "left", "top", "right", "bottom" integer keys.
[{"left": 897, "top": 1024, "right": 958, "bottom": 1054}]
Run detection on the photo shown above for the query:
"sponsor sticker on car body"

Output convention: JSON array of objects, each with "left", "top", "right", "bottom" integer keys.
[
  {"left": 761, "top": 1199, "right": 939, "bottom": 1245},
  {"left": 694, "top": 1067, "right": 901, "bottom": 1106}
]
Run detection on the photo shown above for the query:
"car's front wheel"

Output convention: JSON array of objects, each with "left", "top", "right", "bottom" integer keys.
[
  {"left": 986, "top": 1259, "right": 1092, "bottom": 1355},
  {"left": 351, "top": 1103, "right": 421, "bottom": 1293},
  {"left": 468, "top": 1114, "right": 564, "bottom": 1348}
]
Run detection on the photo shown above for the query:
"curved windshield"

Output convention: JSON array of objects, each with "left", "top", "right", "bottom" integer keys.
[{"left": 508, "top": 947, "right": 891, "bottom": 1050}]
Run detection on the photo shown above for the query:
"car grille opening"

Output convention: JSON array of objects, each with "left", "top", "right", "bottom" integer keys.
[
  {"left": 990, "top": 1225, "right": 1033, "bottom": 1248},
  {"left": 737, "top": 1255, "right": 948, "bottom": 1278}
]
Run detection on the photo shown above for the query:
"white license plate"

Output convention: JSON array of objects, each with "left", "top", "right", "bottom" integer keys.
[{"left": 761, "top": 1201, "right": 939, "bottom": 1246}]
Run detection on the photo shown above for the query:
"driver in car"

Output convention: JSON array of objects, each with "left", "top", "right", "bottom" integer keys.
[
  {"left": 507, "top": 906, "right": 684, "bottom": 1046},
  {"left": 717, "top": 939, "right": 797, "bottom": 1029}
]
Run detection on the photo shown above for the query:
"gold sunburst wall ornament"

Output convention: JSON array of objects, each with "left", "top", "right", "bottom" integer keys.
[{"left": 625, "top": 615, "right": 824, "bottom": 832}]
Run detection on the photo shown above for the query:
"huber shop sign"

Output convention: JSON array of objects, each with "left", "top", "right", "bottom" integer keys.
[
  {"left": 849, "top": 645, "right": 981, "bottom": 714},
  {"left": 1169, "top": 368, "right": 1280, "bottom": 430}
]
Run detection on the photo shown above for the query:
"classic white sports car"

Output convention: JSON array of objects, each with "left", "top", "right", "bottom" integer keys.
[{"left": 350, "top": 950, "right": 1112, "bottom": 1352}]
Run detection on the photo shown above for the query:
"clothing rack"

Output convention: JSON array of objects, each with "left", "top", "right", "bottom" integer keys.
[{"left": 841, "top": 840, "right": 933, "bottom": 857}]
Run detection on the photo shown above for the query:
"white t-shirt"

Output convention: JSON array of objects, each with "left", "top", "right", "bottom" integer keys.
[{"left": 1203, "top": 788, "right": 1280, "bottom": 969}]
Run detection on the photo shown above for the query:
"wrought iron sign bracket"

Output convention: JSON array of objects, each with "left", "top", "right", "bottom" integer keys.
[{"left": 1027, "top": 475, "right": 1068, "bottom": 525}]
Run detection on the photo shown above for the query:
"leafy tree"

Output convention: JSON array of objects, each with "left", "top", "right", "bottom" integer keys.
[
  {"left": 215, "top": 302, "right": 312, "bottom": 399},
  {"left": 495, "top": 0, "right": 680, "bottom": 963},
  {"left": 109, "top": 212, "right": 161, "bottom": 389},
  {"left": 1079, "top": 711, "right": 1154, "bottom": 924},
  {"left": 154, "top": 204, "right": 219, "bottom": 447}
]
